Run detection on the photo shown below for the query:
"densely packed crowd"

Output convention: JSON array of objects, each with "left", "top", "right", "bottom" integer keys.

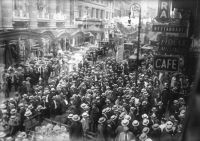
[{"left": 0, "top": 50, "right": 190, "bottom": 141}]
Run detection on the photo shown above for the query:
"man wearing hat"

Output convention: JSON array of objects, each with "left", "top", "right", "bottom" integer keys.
[
  {"left": 96, "top": 117, "right": 107, "bottom": 141},
  {"left": 116, "top": 119, "right": 135, "bottom": 141},
  {"left": 81, "top": 112, "right": 90, "bottom": 138},
  {"left": 69, "top": 115, "right": 83, "bottom": 141},
  {"left": 149, "top": 123, "right": 161, "bottom": 141}
]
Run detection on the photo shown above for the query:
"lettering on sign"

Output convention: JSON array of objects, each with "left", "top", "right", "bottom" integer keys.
[
  {"left": 158, "top": 36, "right": 191, "bottom": 53},
  {"left": 153, "top": 55, "right": 179, "bottom": 72},
  {"left": 152, "top": 25, "right": 187, "bottom": 33},
  {"left": 155, "top": 0, "right": 171, "bottom": 23}
]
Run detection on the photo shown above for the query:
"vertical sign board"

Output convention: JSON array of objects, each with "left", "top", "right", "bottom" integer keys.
[
  {"left": 155, "top": 0, "right": 171, "bottom": 23},
  {"left": 116, "top": 45, "right": 124, "bottom": 62},
  {"left": 153, "top": 55, "right": 179, "bottom": 72}
]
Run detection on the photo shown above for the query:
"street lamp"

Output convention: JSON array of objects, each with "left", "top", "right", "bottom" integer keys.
[{"left": 129, "top": 3, "right": 141, "bottom": 86}]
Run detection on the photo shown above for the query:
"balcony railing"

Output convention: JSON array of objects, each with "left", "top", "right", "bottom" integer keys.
[{"left": 13, "top": 10, "right": 29, "bottom": 20}]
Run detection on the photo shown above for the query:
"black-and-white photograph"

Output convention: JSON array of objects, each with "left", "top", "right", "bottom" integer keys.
[{"left": 0, "top": 0, "right": 199, "bottom": 140}]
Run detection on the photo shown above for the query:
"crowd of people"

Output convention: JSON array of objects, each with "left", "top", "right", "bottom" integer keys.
[{"left": 0, "top": 49, "right": 191, "bottom": 141}]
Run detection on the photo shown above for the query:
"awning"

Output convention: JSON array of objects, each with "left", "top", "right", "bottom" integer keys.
[
  {"left": 84, "top": 32, "right": 94, "bottom": 37},
  {"left": 71, "top": 30, "right": 84, "bottom": 37},
  {"left": 0, "top": 30, "right": 42, "bottom": 41}
]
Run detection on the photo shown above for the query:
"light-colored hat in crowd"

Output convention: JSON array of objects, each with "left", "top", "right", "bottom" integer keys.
[
  {"left": 142, "top": 114, "right": 149, "bottom": 119},
  {"left": 0, "top": 104, "right": 6, "bottom": 109},
  {"left": 24, "top": 110, "right": 32, "bottom": 117},
  {"left": 10, "top": 109, "right": 17, "bottom": 115},
  {"left": 124, "top": 115, "right": 131, "bottom": 121},
  {"left": 72, "top": 115, "right": 80, "bottom": 121},
  {"left": 132, "top": 120, "right": 139, "bottom": 127},
  {"left": 142, "top": 127, "right": 150, "bottom": 134},
  {"left": 0, "top": 132, "right": 6, "bottom": 138},
  {"left": 139, "top": 133, "right": 148, "bottom": 141},
  {"left": 82, "top": 112, "right": 89, "bottom": 118},
  {"left": 121, "top": 119, "right": 129, "bottom": 127},
  {"left": 165, "top": 124, "right": 173, "bottom": 132},
  {"left": 152, "top": 124, "right": 160, "bottom": 130},
  {"left": 142, "top": 118, "right": 149, "bottom": 126},
  {"left": 98, "top": 117, "right": 106, "bottom": 124}
]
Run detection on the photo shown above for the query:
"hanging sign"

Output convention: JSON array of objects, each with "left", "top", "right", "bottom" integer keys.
[
  {"left": 153, "top": 55, "right": 179, "bottom": 72},
  {"left": 158, "top": 36, "right": 191, "bottom": 53},
  {"left": 152, "top": 25, "right": 187, "bottom": 33},
  {"left": 155, "top": 0, "right": 171, "bottom": 23}
]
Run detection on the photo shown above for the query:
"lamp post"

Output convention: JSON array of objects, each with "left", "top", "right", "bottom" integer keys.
[{"left": 129, "top": 3, "right": 141, "bottom": 86}]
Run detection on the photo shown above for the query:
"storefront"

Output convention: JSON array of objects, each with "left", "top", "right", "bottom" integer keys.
[{"left": 0, "top": 30, "right": 42, "bottom": 68}]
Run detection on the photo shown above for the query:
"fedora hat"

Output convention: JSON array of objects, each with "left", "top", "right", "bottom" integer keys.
[
  {"left": 24, "top": 110, "right": 32, "bottom": 117},
  {"left": 152, "top": 124, "right": 160, "bottom": 130},
  {"left": 142, "top": 118, "right": 149, "bottom": 126},
  {"left": 121, "top": 119, "right": 129, "bottom": 127},
  {"left": 80, "top": 103, "right": 89, "bottom": 110},
  {"left": 98, "top": 117, "right": 106, "bottom": 124},
  {"left": 72, "top": 115, "right": 80, "bottom": 121},
  {"left": 132, "top": 120, "right": 139, "bottom": 127}
]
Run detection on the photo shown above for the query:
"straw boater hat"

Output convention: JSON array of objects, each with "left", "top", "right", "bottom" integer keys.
[
  {"left": 139, "top": 133, "right": 148, "bottom": 141},
  {"left": 82, "top": 112, "right": 89, "bottom": 118},
  {"left": 72, "top": 115, "right": 80, "bottom": 121},
  {"left": 142, "top": 114, "right": 149, "bottom": 119},
  {"left": 142, "top": 127, "right": 150, "bottom": 134},
  {"left": 0, "top": 132, "right": 6, "bottom": 138},
  {"left": 152, "top": 124, "right": 160, "bottom": 130},
  {"left": 121, "top": 119, "right": 129, "bottom": 127},
  {"left": 112, "top": 105, "right": 118, "bottom": 111},
  {"left": 98, "top": 117, "right": 106, "bottom": 124},
  {"left": 10, "top": 109, "right": 17, "bottom": 115},
  {"left": 142, "top": 118, "right": 149, "bottom": 126},
  {"left": 80, "top": 103, "right": 89, "bottom": 110},
  {"left": 124, "top": 115, "right": 131, "bottom": 121},
  {"left": 132, "top": 120, "right": 139, "bottom": 127},
  {"left": 24, "top": 110, "right": 32, "bottom": 117},
  {"left": 0, "top": 104, "right": 6, "bottom": 109}
]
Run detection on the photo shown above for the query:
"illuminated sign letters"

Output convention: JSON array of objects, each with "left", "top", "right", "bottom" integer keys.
[{"left": 156, "top": 0, "right": 171, "bottom": 23}]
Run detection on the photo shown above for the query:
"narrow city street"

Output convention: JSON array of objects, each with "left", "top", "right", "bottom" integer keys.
[{"left": 0, "top": 0, "right": 200, "bottom": 141}]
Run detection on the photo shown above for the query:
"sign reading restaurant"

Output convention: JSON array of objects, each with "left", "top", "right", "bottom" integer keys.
[
  {"left": 152, "top": 25, "right": 187, "bottom": 33},
  {"left": 153, "top": 55, "right": 179, "bottom": 72}
]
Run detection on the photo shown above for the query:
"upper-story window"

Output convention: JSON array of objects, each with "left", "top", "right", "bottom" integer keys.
[
  {"left": 13, "top": 0, "right": 29, "bottom": 18},
  {"left": 78, "top": 5, "right": 82, "bottom": 18},
  {"left": 56, "top": 0, "right": 64, "bottom": 20},
  {"left": 37, "top": 0, "right": 49, "bottom": 19}
]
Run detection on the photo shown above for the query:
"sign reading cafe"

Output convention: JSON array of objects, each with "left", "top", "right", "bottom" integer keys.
[{"left": 153, "top": 55, "right": 179, "bottom": 72}]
